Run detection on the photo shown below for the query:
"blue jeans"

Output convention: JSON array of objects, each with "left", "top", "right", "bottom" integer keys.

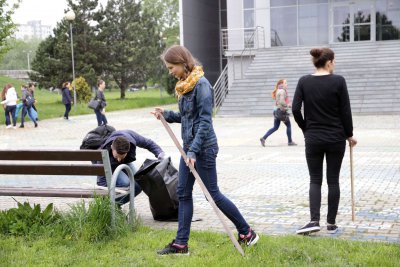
[
  {"left": 95, "top": 109, "right": 107, "bottom": 126},
  {"left": 20, "top": 106, "right": 36, "bottom": 126},
  {"left": 5, "top": 105, "right": 16, "bottom": 126},
  {"left": 175, "top": 145, "right": 250, "bottom": 245},
  {"left": 113, "top": 163, "right": 142, "bottom": 205},
  {"left": 262, "top": 113, "right": 293, "bottom": 143}
]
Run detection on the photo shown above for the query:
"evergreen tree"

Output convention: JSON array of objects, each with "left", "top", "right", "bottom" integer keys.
[{"left": 98, "top": 0, "right": 164, "bottom": 99}]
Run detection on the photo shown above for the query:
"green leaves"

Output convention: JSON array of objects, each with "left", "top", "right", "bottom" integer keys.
[
  {"left": 0, "top": 0, "right": 21, "bottom": 58},
  {"left": 0, "top": 201, "right": 60, "bottom": 236}
]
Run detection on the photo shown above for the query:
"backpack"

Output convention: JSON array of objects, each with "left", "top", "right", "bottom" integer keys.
[{"left": 80, "top": 125, "right": 116, "bottom": 150}]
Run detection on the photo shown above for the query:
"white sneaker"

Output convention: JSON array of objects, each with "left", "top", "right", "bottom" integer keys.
[
  {"left": 12, "top": 126, "right": 17, "bottom": 129},
  {"left": 6, "top": 125, "right": 12, "bottom": 129}
]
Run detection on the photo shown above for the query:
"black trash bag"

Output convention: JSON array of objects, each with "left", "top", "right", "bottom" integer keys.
[
  {"left": 80, "top": 124, "right": 116, "bottom": 150},
  {"left": 134, "top": 157, "right": 179, "bottom": 221}
]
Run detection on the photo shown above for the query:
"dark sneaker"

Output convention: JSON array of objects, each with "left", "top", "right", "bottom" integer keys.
[
  {"left": 19, "top": 125, "right": 24, "bottom": 128},
  {"left": 157, "top": 240, "right": 189, "bottom": 256},
  {"left": 238, "top": 228, "right": 259, "bottom": 247},
  {"left": 327, "top": 224, "right": 338, "bottom": 234},
  {"left": 260, "top": 138, "right": 266, "bottom": 147},
  {"left": 288, "top": 142, "right": 297, "bottom": 146},
  {"left": 34, "top": 123, "right": 38, "bottom": 128},
  {"left": 296, "top": 221, "right": 320, "bottom": 235}
]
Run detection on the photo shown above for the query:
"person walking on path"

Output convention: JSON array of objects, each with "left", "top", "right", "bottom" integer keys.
[
  {"left": 19, "top": 82, "right": 38, "bottom": 128},
  {"left": 292, "top": 48, "right": 357, "bottom": 235},
  {"left": 259, "top": 79, "right": 297, "bottom": 147},
  {"left": 1, "top": 84, "right": 18, "bottom": 129},
  {"left": 94, "top": 79, "right": 108, "bottom": 126},
  {"left": 61, "top": 81, "right": 73, "bottom": 120},
  {"left": 152, "top": 45, "right": 259, "bottom": 255}
]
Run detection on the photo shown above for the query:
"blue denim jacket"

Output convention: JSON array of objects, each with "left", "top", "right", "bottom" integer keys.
[{"left": 164, "top": 77, "right": 217, "bottom": 160}]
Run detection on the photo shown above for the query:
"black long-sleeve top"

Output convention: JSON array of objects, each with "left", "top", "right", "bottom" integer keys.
[{"left": 292, "top": 74, "right": 353, "bottom": 144}]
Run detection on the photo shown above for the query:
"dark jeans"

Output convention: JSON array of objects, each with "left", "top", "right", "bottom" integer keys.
[
  {"left": 305, "top": 141, "right": 346, "bottom": 225},
  {"left": 175, "top": 145, "right": 250, "bottom": 245},
  {"left": 64, "top": 103, "right": 71, "bottom": 119},
  {"left": 95, "top": 109, "right": 107, "bottom": 126},
  {"left": 262, "top": 112, "right": 292, "bottom": 143},
  {"left": 5, "top": 105, "right": 16, "bottom": 126},
  {"left": 20, "top": 105, "right": 36, "bottom": 126}
]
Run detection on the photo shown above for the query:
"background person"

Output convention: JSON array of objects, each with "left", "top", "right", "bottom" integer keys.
[
  {"left": 94, "top": 79, "right": 107, "bottom": 126},
  {"left": 61, "top": 81, "right": 73, "bottom": 120}
]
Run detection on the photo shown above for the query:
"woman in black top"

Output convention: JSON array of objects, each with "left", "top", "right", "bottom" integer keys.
[
  {"left": 95, "top": 79, "right": 108, "bottom": 126},
  {"left": 61, "top": 81, "right": 72, "bottom": 120},
  {"left": 292, "top": 48, "right": 357, "bottom": 235}
]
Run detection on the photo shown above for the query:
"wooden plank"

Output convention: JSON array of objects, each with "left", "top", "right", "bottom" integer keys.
[
  {"left": 0, "top": 150, "right": 105, "bottom": 161},
  {"left": 0, "top": 164, "right": 105, "bottom": 175},
  {"left": 0, "top": 187, "right": 109, "bottom": 198}
]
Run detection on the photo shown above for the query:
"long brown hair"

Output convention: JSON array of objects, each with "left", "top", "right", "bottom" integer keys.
[
  {"left": 271, "top": 79, "right": 285, "bottom": 100},
  {"left": 161, "top": 45, "right": 199, "bottom": 73},
  {"left": 1, "top": 84, "right": 12, "bottom": 100}
]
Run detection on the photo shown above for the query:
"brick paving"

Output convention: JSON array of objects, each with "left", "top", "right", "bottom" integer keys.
[{"left": 0, "top": 106, "right": 399, "bottom": 243}]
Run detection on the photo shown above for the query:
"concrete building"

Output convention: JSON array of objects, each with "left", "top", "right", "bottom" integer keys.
[
  {"left": 180, "top": 0, "right": 400, "bottom": 115},
  {"left": 15, "top": 20, "right": 52, "bottom": 40}
]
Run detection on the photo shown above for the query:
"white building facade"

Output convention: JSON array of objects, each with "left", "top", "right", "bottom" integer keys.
[{"left": 15, "top": 20, "right": 52, "bottom": 40}]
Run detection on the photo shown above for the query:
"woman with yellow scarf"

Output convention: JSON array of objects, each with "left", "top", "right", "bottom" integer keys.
[{"left": 152, "top": 45, "right": 259, "bottom": 255}]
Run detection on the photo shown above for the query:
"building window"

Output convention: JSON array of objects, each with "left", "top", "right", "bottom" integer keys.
[
  {"left": 243, "top": 0, "right": 255, "bottom": 48},
  {"left": 376, "top": 0, "right": 400, "bottom": 40}
]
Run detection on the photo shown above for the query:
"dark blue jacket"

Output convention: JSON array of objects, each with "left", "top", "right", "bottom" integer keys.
[
  {"left": 163, "top": 77, "right": 217, "bottom": 160},
  {"left": 61, "top": 87, "right": 72, "bottom": 104},
  {"left": 97, "top": 130, "right": 164, "bottom": 186}
]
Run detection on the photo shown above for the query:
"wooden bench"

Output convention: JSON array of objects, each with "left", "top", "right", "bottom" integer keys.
[{"left": 0, "top": 149, "right": 136, "bottom": 226}]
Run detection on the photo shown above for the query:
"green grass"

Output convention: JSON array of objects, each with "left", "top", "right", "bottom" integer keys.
[
  {"left": 0, "top": 76, "right": 177, "bottom": 121},
  {"left": 1, "top": 227, "right": 399, "bottom": 266}
]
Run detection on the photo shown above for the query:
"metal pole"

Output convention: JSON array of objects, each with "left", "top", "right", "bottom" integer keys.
[
  {"left": 69, "top": 22, "right": 77, "bottom": 111},
  {"left": 27, "top": 52, "right": 30, "bottom": 71}
]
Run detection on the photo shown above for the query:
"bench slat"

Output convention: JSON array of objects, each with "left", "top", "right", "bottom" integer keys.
[
  {"left": 0, "top": 164, "right": 105, "bottom": 176},
  {"left": 0, "top": 150, "right": 104, "bottom": 161},
  {"left": 0, "top": 187, "right": 109, "bottom": 198}
]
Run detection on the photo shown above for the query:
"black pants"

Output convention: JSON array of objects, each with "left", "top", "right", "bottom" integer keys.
[
  {"left": 64, "top": 103, "right": 71, "bottom": 119},
  {"left": 305, "top": 141, "right": 346, "bottom": 224}
]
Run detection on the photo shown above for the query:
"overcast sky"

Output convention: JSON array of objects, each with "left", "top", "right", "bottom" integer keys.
[{"left": 8, "top": 0, "right": 107, "bottom": 29}]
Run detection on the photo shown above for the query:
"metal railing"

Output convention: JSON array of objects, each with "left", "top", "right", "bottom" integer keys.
[
  {"left": 221, "top": 26, "right": 265, "bottom": 52},
  {"left": 231, "top": 26, "right": 265, "bottom": 79},
  {"left": 213, "top": 64, "right": 229, "bottom": 112},
  {"left": 271, "top": 29, "right": 283, "bottom": 46}
]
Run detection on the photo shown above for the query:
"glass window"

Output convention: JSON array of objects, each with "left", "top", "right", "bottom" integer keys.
[
  {"left": 376, "top": 0, "right": 400, "bottom": 40},
  {"left": 334, "top": 26, "right": 350, "bottom": 42},
  {"left": 271, "top": 6, "right": 297, "bottom": 46},
  {"left": 334, "top": 6, "right": 350, "bottom": 25},
  {"left": 354, "top": 25, "right": 371, "bottom": 41},
  {"left": 271, "top": 0, "right": 297, "bottom": 7},
  {"left": 354, "top": 3, "right": 371, "bottom": 23},
  {"left": 244, "top": 10, "right": 254, "bottom": 28},
  {"left": 220, "top": 0, "right": 227, "bottom": 10},
  {"left": 298, "top": 4, "right": 329, "bottom": 45},
  {"left": 243, "top": 0, "right": 254, "bottom": 9}
]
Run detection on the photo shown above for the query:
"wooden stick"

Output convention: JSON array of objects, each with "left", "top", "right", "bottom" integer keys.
[
  {"left": 159, "top": 116, "right": 245, "bottom": 256},
  {"left": 350, "top": 145, "right": 355, "bottom": 222}
]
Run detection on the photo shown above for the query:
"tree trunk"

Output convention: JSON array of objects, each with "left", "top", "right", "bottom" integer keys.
[{"left": 120, "top": 87, "right": 126, "bottom": 99}]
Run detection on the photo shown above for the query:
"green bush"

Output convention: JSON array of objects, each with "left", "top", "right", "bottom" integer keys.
[
  {"left": 73, "top": 76, "right": 92, "bottom": 104},
  {"left": 0, "top": 201, "right": 60, "bottom": 236},
  {"left": 0, "top": 197, "right": 138, "bottom": 242}
]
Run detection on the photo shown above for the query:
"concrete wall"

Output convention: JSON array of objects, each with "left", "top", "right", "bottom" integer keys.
[{"left": 181, "top": 0, "right": 221, "bottom": 85}]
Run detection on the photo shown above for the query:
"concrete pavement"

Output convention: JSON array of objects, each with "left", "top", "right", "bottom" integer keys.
[{"left": 0, "top": 106, "right": 399, "bottom": 243}]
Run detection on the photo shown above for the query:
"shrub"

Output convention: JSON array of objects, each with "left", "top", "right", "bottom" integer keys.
[
  {"left": 0, "top": 201, "right": 60, "bottom": 236},
  {"left": 73, "top": 76, "right": 92, "bottom": 103}
]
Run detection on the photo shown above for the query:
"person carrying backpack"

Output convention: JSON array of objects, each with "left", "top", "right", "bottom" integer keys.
[{"left": 97, "top": 129, "right": 165, "bottom": 205}]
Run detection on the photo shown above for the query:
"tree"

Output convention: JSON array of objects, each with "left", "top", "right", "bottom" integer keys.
[
  {"left": 0, "top": 0, "right": 20, "bottom": 59},
  {"left": 97, "top": 0, "right": 164, "bottom": 99},
  {"left": 29, "top": 0, "right": 102, "bottom": 89},
  {"left": 0, "top": 38, "right": 41, "bottom": 70}
]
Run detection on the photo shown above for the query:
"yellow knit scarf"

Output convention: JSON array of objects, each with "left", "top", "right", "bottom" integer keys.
[{"left": 175, "top": 65, "right": 204, "bottom": 96}]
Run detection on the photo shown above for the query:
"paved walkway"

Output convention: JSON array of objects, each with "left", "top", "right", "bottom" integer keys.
[{"left": 0, "top": 106, "right": 399, "bottom": 243}]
